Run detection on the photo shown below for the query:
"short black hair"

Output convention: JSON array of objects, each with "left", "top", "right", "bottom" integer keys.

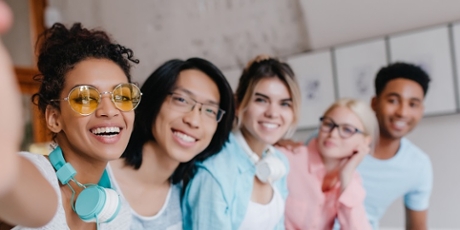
[
  {"left": 121, "top": 58, "right": 235, "bottom": 186},
  {"left": 375, "top": 62, "right": 430, "bottom": 96}
]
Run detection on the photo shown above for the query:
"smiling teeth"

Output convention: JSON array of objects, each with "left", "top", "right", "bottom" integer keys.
[
  {"left": 261, "top": 123, "right": 278, "bottom": 129},
  {"left": 91, "top": 127, "right": 120, "bottom": 135},
  {"left": 393, "top": 121, "right": 407, "bottom": 129},
  {"left": 174, "top": 132, "right": 196, "bottom": 143}
]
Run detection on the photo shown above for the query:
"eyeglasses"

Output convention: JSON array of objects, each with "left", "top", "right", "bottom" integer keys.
[
  {"left": 319, "top": 116, "right": 365, "bottom": 139},
  {"left": 51, "top": 83, "right": 142, "bottom": 115},
  {"left": 168, "top": 92, "right": 225, "bottom": 122}
]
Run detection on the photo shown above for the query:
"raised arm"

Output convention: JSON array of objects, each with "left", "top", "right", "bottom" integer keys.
[
  {"left": 0, "top": 2, "right": 58, "bottom": 226},
  {"left": 337, "top": 141, "right": 372, "bottom": 230}
]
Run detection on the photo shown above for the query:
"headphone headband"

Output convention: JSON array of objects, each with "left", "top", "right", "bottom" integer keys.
[{"left": 48, "top": 146, "right": 111, "bottom": 188}]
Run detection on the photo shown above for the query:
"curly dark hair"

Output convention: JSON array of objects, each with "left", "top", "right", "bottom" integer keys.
[
  {"left": 121, "top": 58, "right": 235, "bottom": 187},
  {"left": 32, "top": 22, "right": 139, "bottom": 115},
  {"left": 375, "top": 62, "right": 430, "bottom": 96}
]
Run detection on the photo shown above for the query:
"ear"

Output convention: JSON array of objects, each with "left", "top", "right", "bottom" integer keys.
[
  {"left": 45, "top": 105, "right": 62, "bottom": 134},
  {"left": 371, "top": 96, "right": 378, "bottom": 112},
  {"left": 364, "top": 135, "right": 372, "bottom": 147}
]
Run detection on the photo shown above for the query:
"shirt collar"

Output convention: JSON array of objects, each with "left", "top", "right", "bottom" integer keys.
[{"left": 233, "top": 129, "right": 275, "bottom": 164}]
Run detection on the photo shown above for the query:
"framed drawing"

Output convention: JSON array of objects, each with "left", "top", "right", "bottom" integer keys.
[
  {"left": 451, "top": 22, "right": 460, "bottom": 111},
  {"left": 334, "top": 39, "right": 387, "bottom": 105},
  {"left": 389, "top": 25, "right": 456, "bottom": 115},
  {"left": 286, "top": 50, "right": 336, "bottom": 129}
]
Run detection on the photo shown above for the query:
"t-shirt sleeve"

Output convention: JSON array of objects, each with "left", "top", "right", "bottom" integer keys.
[
  {"left": 18, "top": 152, "right": 58, "bottom": 184},
  {"left": 404, "top": 154, "right": 433, "bottom": 211}
]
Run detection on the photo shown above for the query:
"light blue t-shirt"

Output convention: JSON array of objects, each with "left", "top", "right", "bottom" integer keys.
[
  {"left": 306, "top": 131, "right": 433, "bottom": 230},
  {"left": 182, "top": 133, "right": 289, "bottom": 230},
  {"left": 357, "top": 137, "right": 432, "bottom": 229}
]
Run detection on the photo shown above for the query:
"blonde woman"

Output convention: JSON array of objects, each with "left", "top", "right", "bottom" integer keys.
[
  {"left": 182, "top": 55, "right": 301, "bottom": 230},
  {"left": 283, "top": 98, "right": 377, "bottom": 230}
]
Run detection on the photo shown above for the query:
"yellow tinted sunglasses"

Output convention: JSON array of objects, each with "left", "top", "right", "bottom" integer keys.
[{"left": 51, "top": 83, "right": 142, "bottom": 115}]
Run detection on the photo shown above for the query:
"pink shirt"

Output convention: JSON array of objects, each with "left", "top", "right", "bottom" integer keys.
[{"left": 281, "top": 139, "right": 371, "bottom": 230}]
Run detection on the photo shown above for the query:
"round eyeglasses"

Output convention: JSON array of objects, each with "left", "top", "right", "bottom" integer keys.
[
  {"left": 51, "top": 83, "right": 142, "bottom": 115},
  {"left": 319, "top": 116, "right": 365, "bottom": 139}
]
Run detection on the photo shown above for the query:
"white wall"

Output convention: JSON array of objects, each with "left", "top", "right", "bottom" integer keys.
[
  {"left": 300, "top": 0, "right": 460, "bottom": 49},
  {"left": 3, "top": 0, "right": 33, "bottom": 67},
  {"left": 48, "top": 0, "right": 309, "bottom": 85}
]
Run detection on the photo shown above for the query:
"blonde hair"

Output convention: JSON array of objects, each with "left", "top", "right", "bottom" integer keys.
[
  {"left": 323, "top": 98, "right": 379, "bottom": 153},
  {"left": 234, "top": 55, "right": 301, "bottom": 138}
]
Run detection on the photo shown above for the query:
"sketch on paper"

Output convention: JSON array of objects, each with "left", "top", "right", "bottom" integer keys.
[
  {"left": 352, "top": 65, "right": 374, "bottom": 99},
  {"left": 334, "top": 39, "right": 387, "bottom": 104},
  {"left": 286, "top": 51, "right": 336, "bottom": 129},
  {"left": 303, "top": 77, "right": 321, "bottom": 102}
]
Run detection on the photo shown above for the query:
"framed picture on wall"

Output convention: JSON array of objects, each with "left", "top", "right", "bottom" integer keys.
[
  {"left": 221, "top": 68, "right": 242, "bottom": 92},
  {"left": 451, "top": 22, "right": 460, "bottom": 111},
  {"left": 389, "top": 25, "right": 456, "bottom": 115},
  {"left": 334, "top": 38, "right": 388, "bottom": 105},
  {"left": 286, "top": 50, "right": 336, "bottom": 129}
]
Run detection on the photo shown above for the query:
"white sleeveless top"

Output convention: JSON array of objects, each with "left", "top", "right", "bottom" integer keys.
[
  {"left": 13, "top": 152, "right": 131, "bottom": 230},
  {"left": 238, "top": 187, "right": 285, "bottom": 230},
  {"left": 106, "top": 164, "right": 183, "bottom": 230}
]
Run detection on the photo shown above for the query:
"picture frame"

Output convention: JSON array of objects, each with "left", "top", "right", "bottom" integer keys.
[{"left": 287, "top": 50, "right": 336, "bottom": 129}]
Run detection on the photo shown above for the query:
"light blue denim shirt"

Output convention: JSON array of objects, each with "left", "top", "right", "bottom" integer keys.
[{"left": 182, "top": 132, "right": 289, "bottom": 230}]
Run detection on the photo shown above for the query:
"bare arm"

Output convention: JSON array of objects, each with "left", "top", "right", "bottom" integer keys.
[
  {"left": 0, "top": 2, "right": 58, "bottom": 226},
  {"left": 0, "top": 157, "right": 58, "bottom": 227},
  {"left": 405, "top": 207, "right": 427, "bottom": 230}
]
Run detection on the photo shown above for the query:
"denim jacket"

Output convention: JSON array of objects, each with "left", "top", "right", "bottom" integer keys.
[{"left": 182, "top": 133, "right": 289, "bottom": 230}]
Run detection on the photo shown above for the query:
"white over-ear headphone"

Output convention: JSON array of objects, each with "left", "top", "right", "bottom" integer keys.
[{"left": 234, "top": 130, "right": 286, "bottom": 184}]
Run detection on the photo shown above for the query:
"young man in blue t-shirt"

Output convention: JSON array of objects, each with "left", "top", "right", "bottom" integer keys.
[{"left": 359, "top": 62, "right": 432, "bottom": 230}]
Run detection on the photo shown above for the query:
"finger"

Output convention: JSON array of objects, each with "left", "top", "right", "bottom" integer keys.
[{"left": 0, "top": 1, "right": 13, "bottom": 34}]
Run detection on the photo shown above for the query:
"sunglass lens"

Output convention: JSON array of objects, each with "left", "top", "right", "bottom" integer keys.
[
  {"left": 112, "top": 84, "right": 141, "bottom": 111},
  {"left": 68, "top": 86, "right": 100, "bottom": 115}
]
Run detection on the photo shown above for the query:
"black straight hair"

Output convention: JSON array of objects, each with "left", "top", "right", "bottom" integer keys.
[{"left": 121, "top": 58, "right": 235, "bottom": 186}]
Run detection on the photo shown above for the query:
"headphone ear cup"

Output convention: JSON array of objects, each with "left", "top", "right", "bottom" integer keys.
[
  {"left": 74, "top": 186, "right": 120, "bottom": 223},
  {"left": 97, "top": 188, "right": 121, "bottom": 223},
  {"left": 255, "top": 155, "right": 286, "bottom": 184}
]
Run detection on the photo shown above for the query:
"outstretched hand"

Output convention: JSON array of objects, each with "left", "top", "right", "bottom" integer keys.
[
  {"left": 0, "top": 0, "right": 22, "bottom": 196},
  {"left": 0, "top": 1, "right": 12, "bottom": 34}
]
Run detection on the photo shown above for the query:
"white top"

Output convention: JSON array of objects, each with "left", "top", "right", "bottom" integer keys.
[
  {"left": 107, "top": 164, "right": 183, "bottom": 230},
  {"left": 13, "top": 152, "right": 131, "bottom": 230},
  {"left": 239, "top": 187, "right": 285, "bottom": 230}
]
